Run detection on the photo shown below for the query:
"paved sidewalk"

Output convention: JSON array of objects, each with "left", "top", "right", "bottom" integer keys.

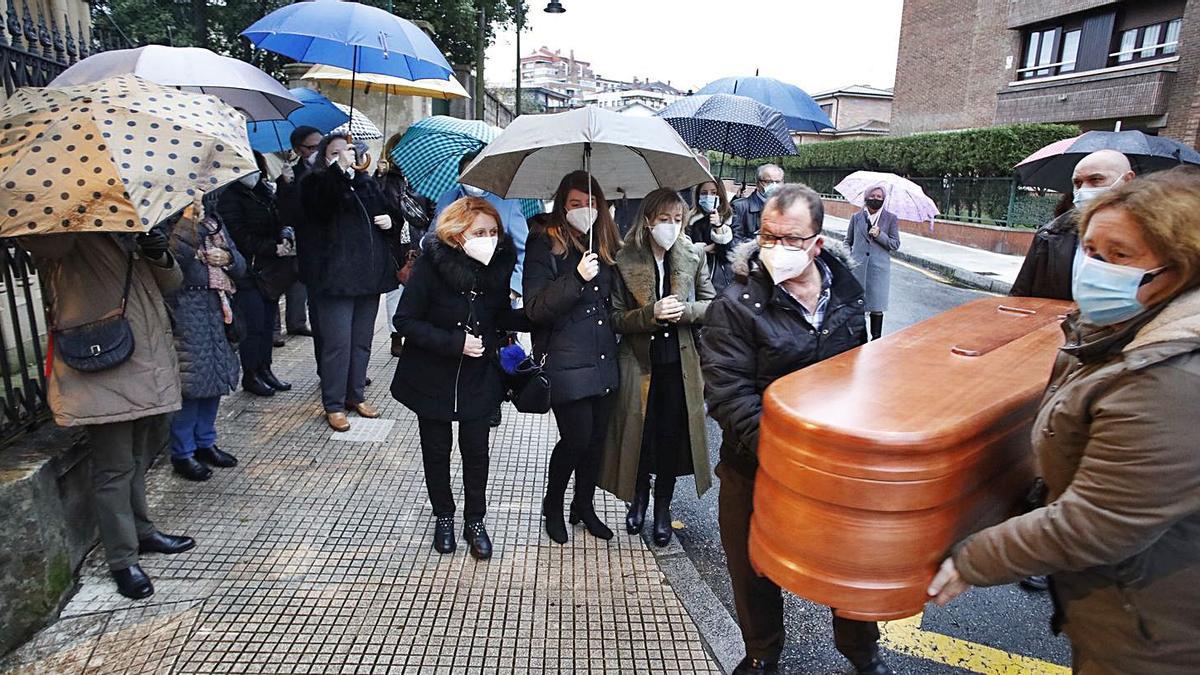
[
  {"left": 1, "top": 318, "right": 720, "bottom": 674},
  {"left": 824, "top": 216, "right": 1024, "bottom": 295}
]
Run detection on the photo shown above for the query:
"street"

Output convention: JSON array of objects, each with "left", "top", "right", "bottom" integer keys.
[{"left": 668, "top": 260, "right": 1074, "bottom": 674}]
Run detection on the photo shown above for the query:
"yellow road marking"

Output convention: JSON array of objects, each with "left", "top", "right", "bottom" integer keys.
[{"left": 879, "top": 613, "right": 1070, "bottom": 674}]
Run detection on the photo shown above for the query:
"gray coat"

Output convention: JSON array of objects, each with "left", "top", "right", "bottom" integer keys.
[
  {"left": 846, "top": 208, "right": 900, "bottom": 312},
  {"left": 166, "top": 217, "right": 246, "bottom": 400}
]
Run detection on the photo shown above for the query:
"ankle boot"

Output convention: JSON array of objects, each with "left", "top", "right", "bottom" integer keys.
[
  {"left": 543, "top": 497, "right": 568, "bottom": 544},
  {"left": 258, "top": 367, "right": 292, "bottom": 391},
  {"left": 626, "top": 481, "right": 650, "bottom": 535},
  {"left": 570, "top": 502, "right": 613, "bottom": 540},
  {"left": 652, "top": 496, "right": 673, "bottom": 547}
]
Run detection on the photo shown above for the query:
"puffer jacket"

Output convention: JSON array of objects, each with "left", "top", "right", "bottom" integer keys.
[
  {"left": 522, "top": 231, "right": 619, "bottom": 404},
  {"left": 297, "top": 168, "right": 398, "bottom": 297},
  {"left": 702, "top": 240, "right": 867, "bottom": 478},
  {"left": 954, "top": 287, "right": 1200, "bottom": 674},
  {"left": 390, "top": 235, "right": 528, "bottom": 422},
  {"left": 20, "top": 233, "right": 183, "bottom": 427},
  {"left": 166, "top": 215, "right": 246, "bottom": 400}
]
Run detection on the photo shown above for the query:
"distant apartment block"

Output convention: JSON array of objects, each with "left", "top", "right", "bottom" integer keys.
[{"left": 798, "top": 85, "right": 893, "bottom": 144}]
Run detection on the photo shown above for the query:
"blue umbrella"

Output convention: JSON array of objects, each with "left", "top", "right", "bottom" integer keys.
[
  {"left": 697, "top": 76, "right": 833, "bottom": 133},
  {"left": 656, "top": 94, "right": 796, "bottom": 159},
  {"left": 246, "top": 87, "right": 350, "bottom": 153}
]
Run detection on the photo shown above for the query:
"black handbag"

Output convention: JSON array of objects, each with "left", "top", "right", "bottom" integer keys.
[
  {"left": 508, "top": 354, "right": 552, "bottom": 414},
  {"left": 53, "top": 252, "right": 135, "bottom": 373}
]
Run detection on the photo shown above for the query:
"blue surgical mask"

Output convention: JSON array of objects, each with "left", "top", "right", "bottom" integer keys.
[
  {"left": 698, "top": 195, "right": 719, "bottom": 212},
  {"left": 1071, "top": 253, "right": 1167, "bottom": 326},
  {"left": 762, "top": 183, "right": 781, "bottom": 198}
]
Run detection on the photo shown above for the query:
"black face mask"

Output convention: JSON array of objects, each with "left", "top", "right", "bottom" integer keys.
[{"left": 865, "top": 198, "right": 884, "bottom": 210}]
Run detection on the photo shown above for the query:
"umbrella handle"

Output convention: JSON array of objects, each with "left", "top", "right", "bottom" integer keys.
[{"left": 584, "top": 142, "right": 593, "bottom": 253}]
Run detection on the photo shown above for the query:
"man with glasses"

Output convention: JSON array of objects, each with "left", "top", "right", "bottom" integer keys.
[
  {"left": 274, "top": 126, "right": 323, "bottom": 340},
  {"left": 731, "top": 164, "right": 785, "bottom": 244},
  {"left": 703, "top": 185, "right": 891, "bottom": 675}
]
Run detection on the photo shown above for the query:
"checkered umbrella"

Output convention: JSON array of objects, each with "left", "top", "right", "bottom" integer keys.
[
  {"left": 389, "top": 115, "right": 497, "bottom": 200},
  {"left": 656, "top": 93, "right": 796, "bottom": 159},
  {"left": 331, "top": 103, "right": 381, "bottom": 140}
]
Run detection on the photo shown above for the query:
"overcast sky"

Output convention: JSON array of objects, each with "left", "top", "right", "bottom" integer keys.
[{"left": 484, "top": 0, "right": 904, "bottom": 94}]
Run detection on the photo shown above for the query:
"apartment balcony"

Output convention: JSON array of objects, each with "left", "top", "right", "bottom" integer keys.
[{"left": 996, "top": 57, "right": 1176, "bottom": 125}]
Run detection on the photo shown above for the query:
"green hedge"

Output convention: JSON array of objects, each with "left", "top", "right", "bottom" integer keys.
[{"left": 719, "top": 123, "right": 1081, "bottom": 178}]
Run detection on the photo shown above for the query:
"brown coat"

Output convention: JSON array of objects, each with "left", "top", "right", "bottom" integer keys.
[
  {"left": 599, "top": 234, "right": 715, "bottom": 501},
  {"left": 21, "top": 234, "right": 183, "bottom": 427},
  {"left": 954, "top": 287, "right": 1200, "bottom": 674}
]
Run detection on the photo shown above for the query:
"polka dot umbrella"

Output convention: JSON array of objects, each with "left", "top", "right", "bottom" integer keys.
[{"left": 0, "top": 74, "right": 255, "bottom": 237}]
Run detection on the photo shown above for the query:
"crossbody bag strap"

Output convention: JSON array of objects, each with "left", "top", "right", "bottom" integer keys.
[{"left": 118, "top": 250, "right": 135, "bottom": 315}]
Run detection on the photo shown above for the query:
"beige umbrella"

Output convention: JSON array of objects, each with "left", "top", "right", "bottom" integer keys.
[
  {"left": 0, "top": 74, "right": 255, "bottom": 236},
  {"left": 302, "top": 64, "right": 470, "bottom": 100}
]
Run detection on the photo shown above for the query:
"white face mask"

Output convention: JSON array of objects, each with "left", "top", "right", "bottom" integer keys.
[
  {"left": 238, "top": 172, "right": 260, "bottom": 189},
  {"left": 462, "top": 184, "right": 487, "bottom": 198},
  {"left": 759, "top": 243, "right": 816, "bottom": 284},
  {"left": 650, "top": 221, "right": 681, "bottom": 250},
  {"left": 565, "top": 207, "right": 597, "bottom": 234},
  {"left": 462, "top": 235, "right": 498, "bottom": 266},
  {"left": 303, "top": 153, "right": 317, "bottom": 167},
  {"left": 1073, "top": 176, "right": 1126, "bottom": 209}
]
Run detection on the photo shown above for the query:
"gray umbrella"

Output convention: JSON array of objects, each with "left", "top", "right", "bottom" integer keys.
[{"left": 1016, "top": 130, "right": 1200, "bottom": 193}]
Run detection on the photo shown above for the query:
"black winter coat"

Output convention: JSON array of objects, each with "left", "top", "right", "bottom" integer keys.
[
  {"left": 1010, "top": 210, "right": 1078, "bottom": 301},
  {"left": 217, "top": 181, "right": 293, "bottom": 295},
  {"left": 391, "top": 236, "right": 528, "bottom": 422},
  {"left": 702, "top": 241, "right": 867, "bottom": 479},
  {"left": 297, "top": 168, "right": 398, "bottom": 297},
  {"left": 730, "top": 190, "right": 767, "bottom": 240},
  {"left": 523, "top": 232, "right": 620, "bottom": 404}
]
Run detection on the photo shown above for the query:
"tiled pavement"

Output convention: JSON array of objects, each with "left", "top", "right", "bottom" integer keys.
[{"left": 1, "top": 317, "right": 720, "bottom": 674}]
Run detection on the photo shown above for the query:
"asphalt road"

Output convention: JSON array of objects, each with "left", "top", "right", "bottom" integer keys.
[{"left": 667, "top": 261, "right": 1074, "bottom": 675}]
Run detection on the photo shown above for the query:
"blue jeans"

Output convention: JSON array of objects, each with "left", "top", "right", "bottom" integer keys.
[{"left": 169, "top": 396, "right": 221, "bottom": 460}]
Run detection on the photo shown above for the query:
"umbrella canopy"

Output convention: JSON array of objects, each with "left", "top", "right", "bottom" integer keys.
[
  {"left": 331, "top": 102, "right": 381, "bottom": 140},
  {"left": 390, "top": 116, "right": 498, "bottom": 200},
  {"left": 246, "top": 87, "right": 349, "bottom": 154},
  {"left": 655, "top": 93, "right": 796, "bottom": 159},
  {"left": 240, "top": 0, "right": 454, "bottom": 81},
  {"left": 835, "top": 171, "right": 940, "bottom": 223},
  {"left": 302, "top": 64, "right": 470, "bottom": 100},
  {"left": 49, "top": 45, "right": 301, "bottom": 122},
  {"left": 459, "top": 106, "right": 713, "bottom": 200},
  {"left": 1015, "top": 130, "right": 1200, "bottom": 193},
  {"left": 0, "top": 74, "right": 256, "bottom": 236},
  {"left": 697, "top": 76, "right": 832, "bottom": 133}
]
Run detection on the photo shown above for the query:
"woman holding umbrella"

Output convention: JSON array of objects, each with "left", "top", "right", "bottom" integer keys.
[
  {"left": 845, "top": 185, "right": 901, "bottom": 340},
  {"left": 688, "top": 181, "right": 739, "bottom": 292},
  {"left": 298, "top": 132, "right": 398, "bottom": 432},
  {"left": 524, "top": 171, "right": 622, "bottom": 544}
]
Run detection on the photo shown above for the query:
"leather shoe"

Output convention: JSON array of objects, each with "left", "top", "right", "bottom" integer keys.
[
  {"left": 195, "top": 445, "right": 238, "bottom": 468},
  {"left": 463, "top": 519, "right": 493, "bottom": 560},
  {"left": 626, "top": 481, "right": 650, "bottom": 535},
  {"left": 272, "top": 335, "right": 286, "bottom": 348},
  {"left": 349, "top": 401, "right": 380, "bottom": 418},
  {"left": 288, "top": 325, "right": 313, "bottom": 337},
  {"left": 111, "top": 564, "right": 154, "bottom": 600},
  {"left": 733, "top": 657, "right": 778, "bottom": 674},
  {"left": 171, "top": 456, "right": 212, "bottom": 481},
  {"left": 433, "top": 515, "right": 456, "bottom": 554},
  {"left": 138, "top": 531, "right": 196, "bottom": 555},
  {"left": 488, "top": 405, "right": 502, "bottom": 428},
  {"left": 857, "top": 657, "right": 896, "bottom": 675},
  {"left": 651, "top": 497, "right": 673, "bottom": 547},
  {"left": 327, "top": 412, "right": 351, "bottom": 432},
  {"left": 390, "top": 332, "right": 404, "bottom": 357},
  {"left": 242, "top": 374, "right": 275, "bottom": 397},
  {"left": 258, "top": 367, "right": 292, "bottom": 392}
]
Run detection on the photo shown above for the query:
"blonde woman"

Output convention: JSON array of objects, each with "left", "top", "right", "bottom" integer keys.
[
  {"left": 688, "top": 180, "right": 740, "bottom": 292},
  {"left": 391, "top": 197, "right": 528, "bottom": 560},
  {"left": 602, "top": 188, "right": 715, "bottom": 546}
]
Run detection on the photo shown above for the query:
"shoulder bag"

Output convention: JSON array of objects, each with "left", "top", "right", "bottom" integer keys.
[{"left": 52, "top": 252, "right": 136, "bottom": 373}]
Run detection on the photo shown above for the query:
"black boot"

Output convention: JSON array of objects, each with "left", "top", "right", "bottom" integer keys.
[
  {"left": 194, "top": 445, "right": 238, "bottom": 468},
  {"left": 111, "top": 564, "right": 154, "bottom": 600},
  {"left": 543, "top": 497, "right": 568, "bottom": 545},
  {"left": 463, "top": 519, "right": 493, "bottom": 560},
  {"left": 390, "top": 332, "right": 404, "bottom": 358},
  {"left": 138, "top": 531, "right": 196, "bottom": 555},
  {"left": 242, "top": 374, "right": 275, "bottom": 397},
  {"left": 732, "top": 657, "right": 778, "bottom": 674},
  {"left": 651, "top": 496, "right": 673, "bottom": 547},
  {"left": 258, "top": 367, "right": 292, "bottom": 392},
  {"left": 171, "top": 456, "right": 212, "bottom": 482},
  {"left": 869, "top": 312, "right": 884, "bottom": 341},
  {"left": 856, "top": 656, "right": 895, "bottom": 675},
  {"left": 432, "top": 515, "right": 456, "bottom": 554},
  {"left": 488, "top": 404, "right": 502, "bottom": 428},
  {"left": 626, "top": 480, "right": 650, "bottom": 535},
  {"left": 569, "top": 501, "right": 614, "bottom": 540}
]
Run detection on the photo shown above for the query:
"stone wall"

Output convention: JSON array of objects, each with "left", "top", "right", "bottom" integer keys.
[{"left": 822, "top": 199, "right": 1034, "bottom": 256}]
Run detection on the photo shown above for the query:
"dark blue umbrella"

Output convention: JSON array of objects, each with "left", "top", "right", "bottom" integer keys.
[
  {"left": 697, "top": 76, "right": 833, "bottom": 133},
  {"left": 1016, "top": 130, "right": 1200, "bottom": 193},
  {"left": 246, "top": 87, "right": 350, "bottom": 154},
  {"left": 655, "top": 94, "right": 796, "bottom": 159}
]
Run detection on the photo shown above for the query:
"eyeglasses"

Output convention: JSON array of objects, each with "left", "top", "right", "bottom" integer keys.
[
  {"left": 299, "top": 143, "right": 320, "bottom": 152},
  {"left": 756, "top": 231, "right": 818, "bottom": 251}
]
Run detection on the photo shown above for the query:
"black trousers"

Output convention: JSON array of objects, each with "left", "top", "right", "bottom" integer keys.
[
  {"left": 717, "top": 462, "right": 881, "bottom": 667},
  {"left": 234, "top": 284, "right": 274, "bottom": 377},
  {"left": 418, "top": 416, "right": 491, "bottom": 521},
  {"left": 548, "top": 392, "right": 614, "bottom": 508},
  {"left": 638, "top": 361, "right": 688, "bottom": 499}
]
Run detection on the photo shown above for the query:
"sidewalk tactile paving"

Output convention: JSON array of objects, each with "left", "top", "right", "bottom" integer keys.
[{"left": 2, "top": 318, "right": 720, "bottom": 674}]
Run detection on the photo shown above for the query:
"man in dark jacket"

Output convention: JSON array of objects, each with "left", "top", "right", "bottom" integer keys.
[
  {"left": 273, "top": 125, "right": 323, "bottom": 338},
  {"left": 730, "top": 163, "right": 784, "bottom": 242},
  {"left": 703, "top": 185, "right": 891, "bottom": 675},
  {"left": 1010, "top": 150, "right": 1135, "bottom": 300}
]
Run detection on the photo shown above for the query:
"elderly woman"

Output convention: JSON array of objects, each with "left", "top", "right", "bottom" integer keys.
[
  {"left": 687, "top": 180, "right": 740, "bottom": 293},
  {"left": 845, "top": 185, "right": 900, "bottom": 340},
  {"left": 602, "top": 188, "right": 715, "bottom": 547},
  {"left": 928, "top": 167, "right": 1200, "bottom": 674}
]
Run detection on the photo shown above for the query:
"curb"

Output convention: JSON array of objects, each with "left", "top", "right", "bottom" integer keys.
[{"left": 823, "top": 230, "right": 1013, "bottom": 295}]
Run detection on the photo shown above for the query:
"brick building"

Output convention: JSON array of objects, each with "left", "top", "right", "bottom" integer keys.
[{"left": 892, "top": 0, "right": 1200, "bottom": 146}]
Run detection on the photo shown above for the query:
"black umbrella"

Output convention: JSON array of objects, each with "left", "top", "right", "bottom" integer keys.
[{"left": 1016, "top": 130, "right": 1200, "bottom": 193}]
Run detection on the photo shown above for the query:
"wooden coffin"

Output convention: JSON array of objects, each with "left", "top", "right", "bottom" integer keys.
[{"left": 749, "top": 297, "right": 1072, "bottom": 621}]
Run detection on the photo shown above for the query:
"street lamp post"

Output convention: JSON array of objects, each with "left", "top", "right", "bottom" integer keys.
[{"left": 515, "top": 2, "right": 522, "bottom": 116}]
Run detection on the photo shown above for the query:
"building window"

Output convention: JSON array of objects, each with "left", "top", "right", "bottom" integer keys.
[
  {"left": 1113, "top": 18, "right": 1182, "bottom": 64},
  {"left": 819, "top": 103, "right": 834, "bottom": 120},
  {"left": 1021, "top": 27, "right": 1075, "bottom": 79}
]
